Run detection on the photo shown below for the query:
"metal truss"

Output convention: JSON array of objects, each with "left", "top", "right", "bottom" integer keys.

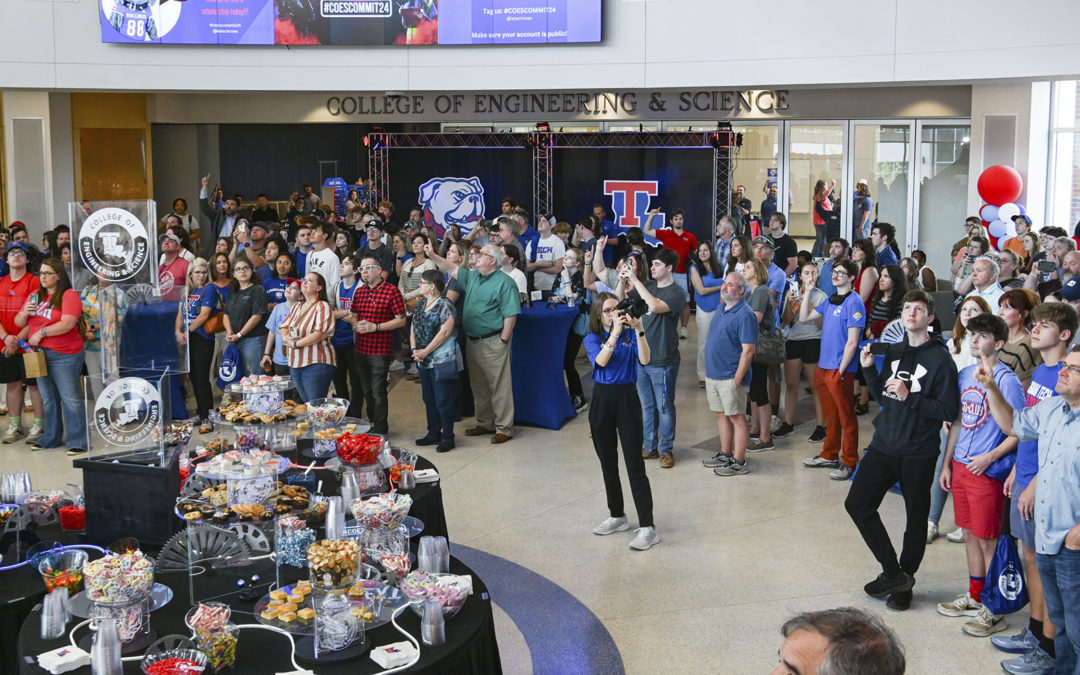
[{"left": 531, "top": 132, "right": 553, "bottom": 218}]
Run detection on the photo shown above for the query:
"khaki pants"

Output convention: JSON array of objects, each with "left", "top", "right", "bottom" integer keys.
[{"left": 466, "top": 335, "right": 514, "bottom": 436}]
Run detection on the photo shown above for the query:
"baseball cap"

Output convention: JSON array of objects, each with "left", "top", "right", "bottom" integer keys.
[
  {"left": 6, "top": 241, "right": 29, "bottom": 255},
  {"left": 1058, "top": 277, "right": 1080, "bottom": 302},
  {"left": 751, "top": 236, "right": 775, "bottom": 248},
  {"left": 250, "top": 221, "right": 271, "bottom": 234},
  {"left": 160, "top": 233, "right": 181, "bottom": 245},
  {"left": 286, "top": 277, "right": 302, "bottom": 288},
  {"left": 1012, "top": 214, "right": 1032, "bottom": 226}
]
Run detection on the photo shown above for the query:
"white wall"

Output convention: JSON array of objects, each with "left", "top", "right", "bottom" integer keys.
[
  {"left": 2, "top": 0, "right": 1080, "bottom": 93},
  {"left": 3, "top": 91, "right": 55, "bottom": 233}
]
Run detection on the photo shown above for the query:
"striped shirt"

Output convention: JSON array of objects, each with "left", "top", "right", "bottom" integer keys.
[{"left": 280, "top": 300, "right": 336, "bottom": 369}]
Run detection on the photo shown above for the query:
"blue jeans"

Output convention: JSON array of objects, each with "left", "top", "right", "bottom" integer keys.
[
  {"left": 236, "top": 335, "right": 267, "bottom": 377},
  {"left": 419, "top": 365, "right": 457, "bottom": 443},
  {"left": 636, "top": 362, "right": 678, "bottom": 455},
  {"left": 929, "top": 428, "right": 949, "bottom": 523},
  {"left": 1037, "top": 548, "right": 1080, "bottom": 674},
  {"left": 289, "top": 363, "right": 336, "bottom": 403},
  {"left": 38, "top": 348, "right": 87, "bottom": 450}
]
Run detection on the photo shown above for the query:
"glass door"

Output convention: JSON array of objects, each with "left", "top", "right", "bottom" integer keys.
[
  {"left": 785, "top": 122, "right": 845, "bottom": 254},
  {"left": 732, "top": 123, "right": 781, "bottom": 234},
  {"left": 849, "top": 122, "right": 915, "bottom": 250},
  {"left": 913, "top": 121, "right": 971, "bottom": 279}
]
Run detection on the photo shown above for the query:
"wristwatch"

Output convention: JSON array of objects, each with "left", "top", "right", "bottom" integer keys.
[{"left": 39, "top": 328, "right": 47, "bottom": 338}]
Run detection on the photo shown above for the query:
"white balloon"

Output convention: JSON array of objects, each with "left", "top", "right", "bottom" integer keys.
[
  {"left": 997, "top": 203, "right": 1021, "bottom": 222},
  {"left": 1005, "top": 222, "right": 1017, "bottom": 239},
  {"left": 987, "top": 219, "right": 1008, "bottom": 238}
]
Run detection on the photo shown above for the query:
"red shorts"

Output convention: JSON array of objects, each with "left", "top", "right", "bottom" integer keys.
[{"left": 951, "top": 459, "right": 1006, "bottom": 539}]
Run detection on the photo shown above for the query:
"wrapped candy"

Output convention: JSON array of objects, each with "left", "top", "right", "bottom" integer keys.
[{"left": 83, "top": 550, "right": 155, "bottom": 603}]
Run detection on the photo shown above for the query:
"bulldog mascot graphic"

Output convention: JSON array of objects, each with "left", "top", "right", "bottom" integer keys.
[{"left": 418, "top": 177, "right": 486, "bottom": 238}]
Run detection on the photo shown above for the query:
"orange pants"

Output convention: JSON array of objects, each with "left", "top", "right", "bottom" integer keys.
[{"left": 814, "top": 368, "right": 860, "bottom": 468}]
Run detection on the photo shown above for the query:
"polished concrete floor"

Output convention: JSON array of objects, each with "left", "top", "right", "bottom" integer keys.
[{"left": 6, "top": 320, "right": 1021, "bottom": 673}]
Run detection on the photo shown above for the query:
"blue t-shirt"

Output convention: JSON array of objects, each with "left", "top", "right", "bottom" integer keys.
[
  {"left": 818, "top": 259, "right": 837, "bottom": 297},
  {"left": 295, "top": 249, "right": 308, "bottom": 277},
  {"left": 767, "top": 263, "right": 787, "bottom": 327},
  {"left": 876, "top": 246, "right": 899, "bottom": 268},
  {"left": 332, "top": 279, "right": 360, "bottom": 347},
  {"left": 1015, "top": 362, "right": 1062, "bottom": 489},
  {"left": 816, "top": 293, "right": 866, "bottom": 372},
  {"left": 705, "top": 299, "right": 759, "bottom": 385},
  {"left": 853, "top": 196, "right": 874, "bottom": 238},
  {"left": 954, "top": 362, "right": 1025, "bottom": 465},
  {"left": 694, "top": 270, "right": 724, "bottom": 313},
  {"left": 760, "top": 197, "right": 777, "bottom": 229},
  {"left": 183, "top": 285, "right": 220, "bottom": 341},
  {"left": 585, "top": 331, "right": 639, "bottom": 385},
  {"left": 264, "top": 303, "right": 292, "bottom": 367},
  {"left": 263, "top": 277, "right": 288, "bottom": 305},
  {"left": 600, "top": 219, "right": 619, "bottom": 265},
  {"left": 255, "top": 264, "right": 272, "bottom": 284}
]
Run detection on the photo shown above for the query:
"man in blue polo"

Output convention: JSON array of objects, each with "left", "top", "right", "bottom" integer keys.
[{"left": 701, "top": 272, "right": 758, "bottom": 476}]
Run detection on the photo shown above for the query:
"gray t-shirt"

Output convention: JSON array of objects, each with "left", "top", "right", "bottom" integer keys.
[
  {"left": 630, "top": 280, "right": 688, "bottom": 366},
  {"left": 747, "top": 285, "right": 774, "bottom": 333},
  {"left": 787, "top": 286, "right": 827, "bottom": 341}
]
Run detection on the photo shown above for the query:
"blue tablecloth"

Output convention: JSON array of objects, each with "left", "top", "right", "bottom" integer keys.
[
  {"left": 122, "top": 301, "right": 188, "bottom": 420},
  {"left": 510, "top": 304, "right": 578, "bottom": 430}
]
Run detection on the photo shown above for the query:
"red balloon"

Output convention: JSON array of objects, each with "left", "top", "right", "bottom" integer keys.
[
  {"left": 977, "top": 165, "right": 1023, "bottom": 207},
  {"left": 981, "top": 220, "right": 990, "bottom": 228}
]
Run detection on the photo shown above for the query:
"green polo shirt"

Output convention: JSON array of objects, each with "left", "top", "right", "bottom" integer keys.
[{"left": 457, "top": 268, "right": 521, "bottom": 336}]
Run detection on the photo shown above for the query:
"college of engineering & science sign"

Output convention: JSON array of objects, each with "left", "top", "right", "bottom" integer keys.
[{"left": 324, "top": 89, "right": 793, "bottom": 122}]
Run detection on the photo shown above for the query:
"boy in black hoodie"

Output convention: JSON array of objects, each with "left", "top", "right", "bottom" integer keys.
[{"left": 844, "top": 289, "right": 960, "bottom": 611}]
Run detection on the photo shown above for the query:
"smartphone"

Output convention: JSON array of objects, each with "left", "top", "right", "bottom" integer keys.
[
  {"left": 27, "top": 293, "right": 37, "bottom": 315},
  {"left": 1038, "top": 260, "right": 1057, "bottom": 273},
  {"left": 236, "top": 223, "right": 247, "bottom": 233},
  {"left": 869, "top": 342, "right": 890, "bottom": 355}
]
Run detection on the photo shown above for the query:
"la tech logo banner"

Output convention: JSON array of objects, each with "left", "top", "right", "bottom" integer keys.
[{"left": 603, "top": 180, "right": 665, "bottom": 230}]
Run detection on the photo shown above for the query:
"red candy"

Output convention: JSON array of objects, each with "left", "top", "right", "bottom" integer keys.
[
  {"left": 336, "top": 433, "right": 382, "bottom": 466},
  {"left": 59, "top": 505, "right": 86, "bottom": 531},
  {"left": 145, "top": 657, "right": 203, "bottom": 674}
]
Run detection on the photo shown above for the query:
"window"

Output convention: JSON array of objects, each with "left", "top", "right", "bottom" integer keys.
[{"left": 1048, "top": 80, "right": 1080, "bottom": 232}]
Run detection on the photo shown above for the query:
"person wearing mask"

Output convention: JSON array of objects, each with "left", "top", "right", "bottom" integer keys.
[
  {"left": 777, "top": 262, "right": 828, "bottom": 443},
  {"left": 688, "top": 242, "right": 725, "bottom": 388},
  {"left": 845, "top": 290, "right": 960, "bottom": 612},
  {"left": 280, "top": 272, "right": 336, "bottom": 402},
  {"left": 617, "top": 248, "right": 688, "bottom": 469},
  {"left": 526, "top": 214, "right": 566, "bottom": 299},
  {"left": 799, "top": 258, "right": 864, "bottom": 480},
  {"left": 261, "top": 278, "right": 301, "bottom": 391},
  {"left": 410, "top": 270, "right": 459, "bottom": 453},
  {"left": 585, "top": 292, "right": 657, "bottom": 549},
  {"left": 0, "top": 242, "right": 44, "bottom": 444},
  {"left": 551, "top": 247, "right": 590, "bottom": 411},
  {"left": 263, "top": 251, "right": 295, "bottom": 308},
  {"left": 347, "top": 256, "right": 406, "bottom": 436},
  {"left": 223, "top": 259, "right": 269, "bottom": 377},
  {"left": 176, "top": 258, "right": 221, "bottom": 434},
  {"left": 642, "top": 207, "right": 697, "bottom": 340},
  {"left": 198, "top": 173, "right": 240, "bottom": 259},
  {"left": 17, "top": 259, "right": 87, "bottom": 455}
]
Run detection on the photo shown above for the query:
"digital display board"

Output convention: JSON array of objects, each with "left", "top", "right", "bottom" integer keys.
[{"left": 99, "top": 0, "right": 601, "bottom": 46}]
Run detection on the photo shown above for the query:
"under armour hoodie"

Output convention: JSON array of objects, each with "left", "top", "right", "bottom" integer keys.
[{"left": 862, "top": 337, "right": 960, "bottom": 459}]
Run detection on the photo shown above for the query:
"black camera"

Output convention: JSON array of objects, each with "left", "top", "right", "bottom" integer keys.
[{"left": 614, "top": 297, "right": 649, "bottom": 319}]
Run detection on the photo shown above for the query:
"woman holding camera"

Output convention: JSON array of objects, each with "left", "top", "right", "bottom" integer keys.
[{"left": 585, "top": 292, "right": 658, "bottom": 551}]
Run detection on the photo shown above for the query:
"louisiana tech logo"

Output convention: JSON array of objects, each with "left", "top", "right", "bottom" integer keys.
[
  {"left": 418, "top": 177, "right": 485, "bottom": 238},
  {"left": 79, "top": 207, "right": 150, "bottom": 282},
  {"left": 998, "top": 561, "right": 1025, "bottom": 600},
  {"left": 93, "top": 377, "right": 162, "bottom": 447},
  {"left": 603, "top": 180, "right": 664, "bottom": 230}
]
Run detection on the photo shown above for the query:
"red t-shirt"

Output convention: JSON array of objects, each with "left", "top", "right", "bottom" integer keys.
[
  {"left": 655, "top": 229, "right": 698, "bottom": 273},
  {"left": 27, "top": 289, "right": 84, "bottom": 354},
  {"left": 0, "top": 273, "right": 41, "bottom": 337},
  {"left": 158, "top": 257, "right": 190, "bottom": 302}
]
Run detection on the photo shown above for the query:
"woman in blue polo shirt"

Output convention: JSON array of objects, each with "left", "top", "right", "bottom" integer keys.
[
  {"left": 584, "top": 292, "right": 659, "bottom": 551},
  {"left": 175, "top": 258, "right": 221, "bottom": 433}
]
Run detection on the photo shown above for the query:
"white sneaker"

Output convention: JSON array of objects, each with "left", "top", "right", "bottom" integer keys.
[
  {"left": 629, "top": 526, "right": 660, "bottom": 551},
  {"left": 1, "top": 422, "right": 24, "bottom": 443},
  {"left": 947, "top": 527, "right": 965, "bottom": 543},
  {"left": 770, "top": 414, "right": 784, "bottom": 433},
  {"left": 593, "top": 516, "right": 630, "bottom": 536},
  {"left": 938, "top": 592, "right": 984, "bottom": 617},
  {"left": 927, "top": 521, "right": 939, "bottom": 545},
  {"left": 678, "top": 326, "right": 688, "bottom": 339},
  {"left": 25, "top": 423, "right": 43, "bottom": 444},
  {"left": 388, "top": 360, "right": 405, "bottom": 372},
  {"left": 405, "top": 362, "right": 419, "bottom": 375}
]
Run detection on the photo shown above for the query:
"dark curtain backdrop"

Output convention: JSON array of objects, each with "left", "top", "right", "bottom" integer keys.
[{"left": 387, "top": 148, "right": 533, "bottom": 217}]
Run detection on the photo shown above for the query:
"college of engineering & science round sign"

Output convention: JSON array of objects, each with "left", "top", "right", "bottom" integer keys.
[
  {"left": 93, "top": 377, "right": 162, "bottom": 447},
  {"left": 79, "top": 207, "right": 150, "bottom": 282}
]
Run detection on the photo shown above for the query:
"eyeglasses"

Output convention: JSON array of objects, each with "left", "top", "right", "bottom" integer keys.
[
  {"left": 1063, "top": 364, "right": 1080, "bottom": 376},
  {"left": 39, "top": 270, "right": 57, "bottom": 277},
  {"left": 7, "top": 250, "right": 26, "bottom": 258},
  {"left": 831, "top": 270, "right": 850, "bottom": 277},
  {"left": 360, "top": 264, "right": 380, "bottom": 272},
  {"left": 478, "top": 252, "right": 496, "bottom": 260},
  {"left": 234, "top": 266, "right": 251, "bottom": 272}
]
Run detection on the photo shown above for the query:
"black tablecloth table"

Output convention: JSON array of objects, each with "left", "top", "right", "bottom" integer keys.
[
  {"left": 18, "top": 555, "right": 501, "bottom": 674},
  {"left": 288, "top": 444, "right": 449, "bottom": 541},
  {"left": 510, "top": 304, "right": 578, "bottom": 429}
]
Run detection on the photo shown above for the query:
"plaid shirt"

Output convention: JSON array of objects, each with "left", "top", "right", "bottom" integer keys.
[{"left": 350, "top": 281, "right": 406, "bottom": 355}]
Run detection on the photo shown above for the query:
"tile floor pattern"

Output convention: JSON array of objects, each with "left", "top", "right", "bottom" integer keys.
[{"left": 6, "top": 321, "right": 1019, "bottom": 673}]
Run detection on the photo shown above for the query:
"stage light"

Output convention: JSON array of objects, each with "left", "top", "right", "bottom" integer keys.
[
  {"left": 363, "top": 135, "right": 370, "bottom": 147},
  {"left": 536, "top": 122, "right": 551, "bottom": 133}
]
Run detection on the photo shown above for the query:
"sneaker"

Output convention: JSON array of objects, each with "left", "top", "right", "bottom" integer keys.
[
  {"left": 388, "top": 360, "right": 405, "bottom": 372},
  {"left": 2, "top": 423, "right": 24, "bottom": 443},
  {"left": 25, "top": 423, "right": 43, "bottom": 443},
  {"left": 642, "top": 449, "right": 659, "bottom": 459},
  {"left": 855, "top": 401, "right": 870, "bottom": 416},
  {"left": 572, "top": 395, "right": 587, "bottom": 412},
  {"left": 697, "top": 380, "right": 706, "bottom": 389},
  {"left": 803, "top": 455, "right": 840, "bottom": 468},
  {"left": 702, "top": 452, "right": 733, "bottom": 468},
  {"left": 30, "top": 442, "right": 47, "bottom": 452},
  {"left": 678, "top": 326, "right": 688, "bottom": 340},
  {"left": 1001, "top": 647, "right": 1056, "bottom": 674},
  {"left": 405, "top": 362, "right": 419, "bottom": 375},
  {"left": 886, "top": 590, "right": 913, "bottom": 611},
  {"left": 593, "top": 516, "right": 630, "bottom": 536},
  {"left": 714, "top": 460, "right": 748, "bottom": 476},
  {"left": 659, "top": 452, "right": 675, "bottom": 469},
  {"left": 66, "top": 447, "right": 87, "bottom": 457},
  {"left": 629, "top": 526, "right": 661, "bottom": 550},
  {"left": 937, "top": 593, "right": 983, "bottom": 617},
  {"left": 746, "top": 438, "right": 774, "bottom": 453},
  {"left": 992, "top": 627, "right": 1041, "bottom": 654},
  {"left": 863, "top": 571, "right": 914, "bottom": 599},
  {"left": 773, "top": 422, "right": 795, "bottom": 438},
  {"left": 808, "top": 425, "right": 827, "bottom": 443},
  {"left": 435, "top": 441, "right": 455, "bottom": 453},
  {"left": 770, "top": 414, "right": 784, "bottom": 432},
  {"left": 963, "top": 607, "right": 1006, "bottom": 637},
  {"left": 927, "top": 521, "right": 939, "bottom": 545},
  {"left": 947, "top": 527, "right": 965, "bottom": 543},
  {"left": 830, "top": 464, "right": 855, "bottom": 480}
]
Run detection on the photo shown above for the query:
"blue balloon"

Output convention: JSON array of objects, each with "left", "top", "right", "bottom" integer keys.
[
  {"left": 987, "top": 219, "right": 1008, "bottom": 238},
  {"left": 1017, "top": 204, "right": 1026, "bottom": 216},
  {"left": 980, "top": 204, "right": 999, "bottom": 222}
]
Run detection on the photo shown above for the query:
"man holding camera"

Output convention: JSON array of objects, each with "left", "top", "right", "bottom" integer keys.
[{"left": 616, "top": 248, "right": 688, "bottom": 468}]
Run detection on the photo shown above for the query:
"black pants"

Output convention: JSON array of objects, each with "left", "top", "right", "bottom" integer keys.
[
  {"left": 457, "top": 327, "right": 475, "bottom": 418},
  {"left": 563, "top": 332, "right": 585, "bottom": 400},
  {"left": 845, "top": 446, "right": 937, "bottom": 578},
  {"left": 189, "top": 333, "right": 215, "bottom": 420},
  {"left": 589, "top": 383, "right": 654, "bottom": 527},
  {"left": 351, "top": 353, "right": 391, "bottom": 434},
  {"left": 333, "top": 344, "right": 364, "bottom": 418}
]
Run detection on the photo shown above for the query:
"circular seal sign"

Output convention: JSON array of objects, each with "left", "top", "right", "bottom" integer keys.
[
  {"left": 79, "top": 207, "right": 150, "bottom": 282},
  {"left": 93, "top": 377, "right": 162, "bottom": 447}
]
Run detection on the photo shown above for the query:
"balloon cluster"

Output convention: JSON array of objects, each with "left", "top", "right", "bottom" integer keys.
[{"left": 976, "top": 165, "right": 1025, "bottom": 244}]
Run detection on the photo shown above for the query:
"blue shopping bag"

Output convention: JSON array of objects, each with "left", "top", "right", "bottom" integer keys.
[
  {"left": 980, "top": 534, "right": 1029, "bottom": 615},
  {"left": 216, "top": 343, "right": 243, "bottom": 390}
]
